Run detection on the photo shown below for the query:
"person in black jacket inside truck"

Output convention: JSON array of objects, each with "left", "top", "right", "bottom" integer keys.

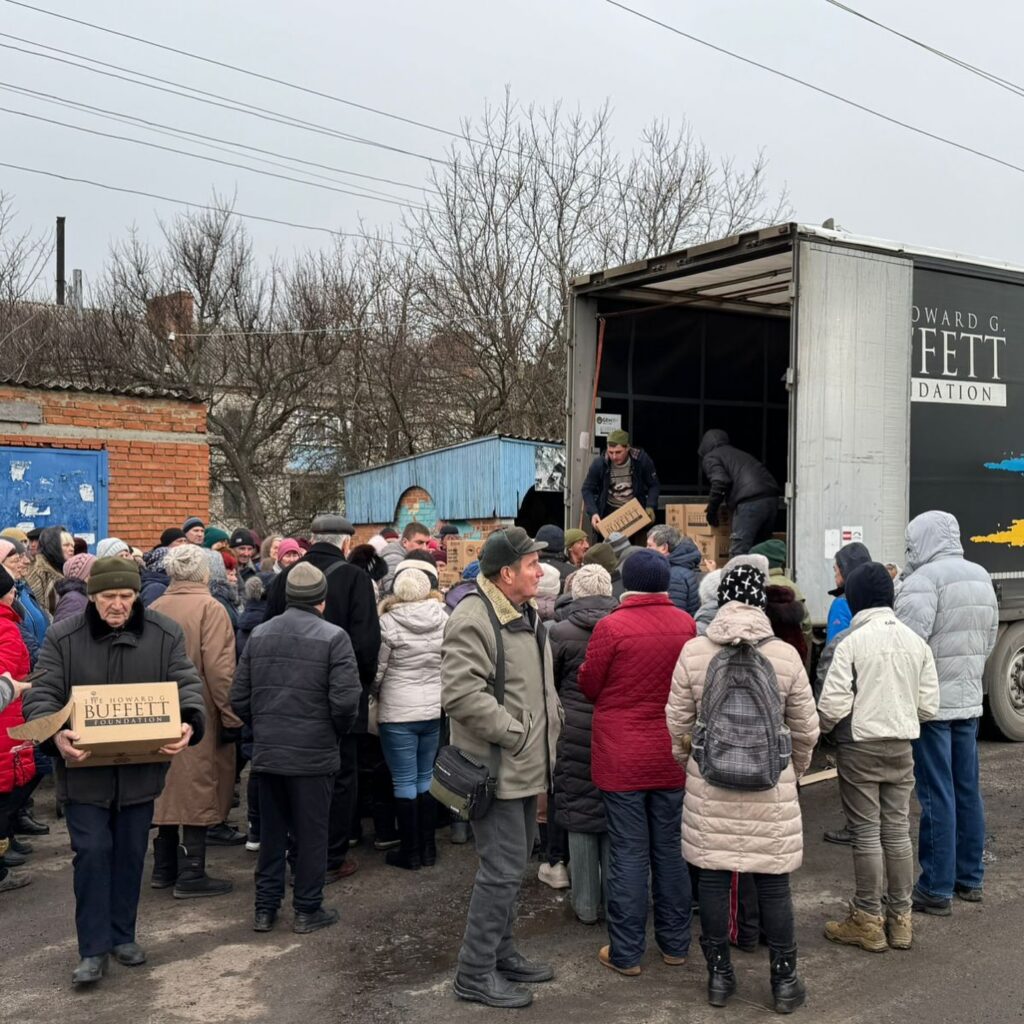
[
  {"left": 231, "top": 562, "right": 362, "bottom": 936},
  {"left": 698, "top": 429, "right": 781, "bottom": 557},
  {"left": 581, "top": 430, "right": 660, "bottom": 532},
  {"left": 23, "top": 556, "right": 205, "bottom": 988}
]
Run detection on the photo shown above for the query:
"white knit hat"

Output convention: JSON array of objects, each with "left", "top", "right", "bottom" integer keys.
[
  {"left": 96, "top": 537, "right": 129, "bottom": 560},
  {"left": 537, "top": 562, "right": 562, "bottom": 598},
  {"left": 570, "top": 564, "right": 612, "bottom": 599},
  {"left": 393, "top": 568, "right": 431, "bottom": 602},
  {"left": 699, "top": 569, "right": 723, "bottom": 606},
  {"left": 723, "top": 553, "right": 770, "bottom": 584},
  {"left": 165, "top": 543, "right": 211, "bottom": 583}
]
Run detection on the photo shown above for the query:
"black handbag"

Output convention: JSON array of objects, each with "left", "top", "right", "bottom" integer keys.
[{"left": 430, "top": 590, "right": 506, "bottom": 821}]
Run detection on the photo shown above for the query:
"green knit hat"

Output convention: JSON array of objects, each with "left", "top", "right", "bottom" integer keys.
[
  {"left": 87, "top": 556, "right": 141, "bottom": 595},
  {"left": 564, "top": 528, "right": 587, "bottom": 550},
  {"left": 750, "top": 538, "right": 786, "bottom": 569},
  {"left": 607, "top": 429, "right": 630, "bottom": 447},
  {"left": 583, "top": 542, "right": 618, "bottom": 574},
  {"left": 203, "top": 526, "right": 230, "bottom": 549}
]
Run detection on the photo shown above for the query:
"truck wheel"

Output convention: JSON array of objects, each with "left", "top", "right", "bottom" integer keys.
[{"left": 984, "top": 623, "right": 1024, "bottom": 742}]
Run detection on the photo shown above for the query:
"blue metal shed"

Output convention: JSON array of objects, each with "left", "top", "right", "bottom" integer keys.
[{"left": 341, "top": 436, "right": 564, "bottom": 525}]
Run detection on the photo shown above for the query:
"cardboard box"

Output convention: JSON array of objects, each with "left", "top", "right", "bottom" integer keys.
[
  {"left": 447, "top": 538, "right": 485, "bottom": 573},
  {"left": 665, "top": 502, "right": 731, "bottom": 535},
  {"left": 691, "top": 532, "right": 731, "bottom": 567},
  {"left": 437, "top": 565, "right": 461, "bottom": 590},
  {"left": 9, "top": 682, "right": 182, "bottom": 768},
  {"left": 595, "top": 498, "right": 651, "bottom": 540}
]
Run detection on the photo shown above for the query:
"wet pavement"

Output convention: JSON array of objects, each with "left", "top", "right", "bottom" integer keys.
[{"left": 6, "top": 740, "right": 1024, "bottom": 1023}]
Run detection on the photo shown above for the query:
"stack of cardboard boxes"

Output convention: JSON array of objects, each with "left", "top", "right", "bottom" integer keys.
[
  {"left": 439, "top": 537, "right": 487, "bottom": 589},
  {"left": 665, "top": 503, "right": 732, "bottom": 565}
]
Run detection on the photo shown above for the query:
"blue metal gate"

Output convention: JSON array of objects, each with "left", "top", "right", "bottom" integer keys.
[{"left": 0, "top": 446, "right": 109, "bottom": 551}]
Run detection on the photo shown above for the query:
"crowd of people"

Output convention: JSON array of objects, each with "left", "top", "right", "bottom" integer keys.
[{"left": 0, "top": 505, "right": 1001, "bottom": 1013}]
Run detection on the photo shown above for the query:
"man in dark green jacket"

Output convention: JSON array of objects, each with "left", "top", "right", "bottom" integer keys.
[{"left": 24, "top": 557, "right": 204, "bottom": 987}]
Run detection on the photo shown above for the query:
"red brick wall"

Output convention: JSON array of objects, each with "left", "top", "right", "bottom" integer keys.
[{"left": 0, "top": 386, "right": 209, "bottom": 550}]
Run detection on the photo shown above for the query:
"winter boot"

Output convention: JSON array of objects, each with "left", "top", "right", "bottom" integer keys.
[
  {"left": 699, "top": 937, "right": 736, "bottom": 1007},
  {"left": 151, "top": 828, "right": 179, "bottom": 889},
  {"left": 769, "top": 946, "right": 806, "bottom": 1014},
  {"left": 173, "top": 826, "right": 233, "bottom": 898},
  {"left": 824, "top": 903, "right": 888, "bottom": 953},
  {"left": 885, "top": 909, "right": 913, "bottom": 950},
  {"left": 386, "top": 798, "right": 421, "bottom": 870},
  {"left": 417, "top": 793, "right": 437, "bottom": 867}
]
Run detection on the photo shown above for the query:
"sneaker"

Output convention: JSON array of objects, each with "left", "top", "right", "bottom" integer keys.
[
  {"left": 373, "top": 834, "right": 401, "bottom": 851},
  {"left": 0, "top": 871, "right": 32, "bottom": 893},
  {"left": 823, "top": 826, "right": 854, "bottom": 846},
  {"left": 824, "top": 903, "right": 888, "bottom": 952},
  {"left": 598, "top": 944, "right": 641, "bottom": 977},
  {"left": 293, "top": 906, "right": 339, "bottom": 934},
  {"left": 912, "top": 886, "right": 953, "bottom": 916},
  {"left": 955, "top": 885, "right": 983, "bottom": 903},
  {"left": 886, "top": 910, "right": 912, "bottom": 950},
  {"left": 245, "top": 839, "right": 261, "bottom": 853},
  {"left": 538, "top": 862, "right": 570, "bottom": 889}
]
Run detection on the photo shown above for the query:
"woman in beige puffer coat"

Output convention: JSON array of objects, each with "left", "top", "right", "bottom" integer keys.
[{"left": 666, "top": 564, "right": 819, "bottom": 1015}]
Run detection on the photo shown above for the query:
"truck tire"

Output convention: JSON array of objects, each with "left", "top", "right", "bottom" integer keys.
[{"left": 984, "top": 623, "right": 1024, "bottom": 742}]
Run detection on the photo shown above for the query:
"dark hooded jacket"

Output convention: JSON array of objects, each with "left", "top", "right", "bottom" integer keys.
[
  {"left": 236, "top": 597, "right": 267, "bottom": 658},
  {"left": 667, "top": 537, "right": 701, "bottom": 615},
  {"left": 536, "top": 525, "right": 573, "bottom": 587},
  {"left": 549, "top": 595, "right": 617, "bottom": 833},
  {"left": 581, "top": 447, "right": 660, "bottom": 519},
  {"left": 826, "top": 541, "right": 872, "bottom": 643},
  {"left": 52, "top": 576, "right": 89, "bottom": 625},
  {"left": 698, "top": 429, "right": 779, "bottom": 515},
  {"left": 765, "top": 583, "right": 808, "bottom": 662}
]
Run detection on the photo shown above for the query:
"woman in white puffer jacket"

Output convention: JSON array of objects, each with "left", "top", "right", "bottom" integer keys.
[{"left": 374, "top": 566, "right": 448, "bottom": 871}]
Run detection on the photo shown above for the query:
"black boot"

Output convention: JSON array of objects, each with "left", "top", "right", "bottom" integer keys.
[
  {"left": 385, "top": 798, "right": 421, "bottom": 870},
  {"left": 769, "top": 946, "right": 806, "bottom": 1014},
  {"left": 14, "top": 807, "right": 49, "bottom": 836},
  {"left": 173, "top": 826, "right": 233, "bottom": 898},
  {"left": 417, "top": 793, "right": 437, "bottom": 867},
  {"left": 151, "top": 828, "right": 179, "bottom": 889},
  {"left": 700, "top": 937, "right": 737, "bottom": 1008}
]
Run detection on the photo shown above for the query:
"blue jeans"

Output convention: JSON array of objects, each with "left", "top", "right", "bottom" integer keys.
[
  {"left": 378, "top": 719, "right": 441, "bottom": 800},
  {"left": 602, "top": 788, "right": 691, "bottom": 968},
  {"left": 728, "top": 496, "right": 778, "bottom": 556},
  {"left": 912, "top": 718, "right": 985, "bottom": 900}
]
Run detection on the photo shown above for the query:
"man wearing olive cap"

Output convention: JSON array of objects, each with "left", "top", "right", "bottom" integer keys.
[
  {"left": 442, "top": 527, "right": 563, "bottom": 1009},
  {"left": 581, "top": 429, "right": 660, "bottom": 533},
  {"left": 24, "top": 556, "right": 205, "bottom": 987}
]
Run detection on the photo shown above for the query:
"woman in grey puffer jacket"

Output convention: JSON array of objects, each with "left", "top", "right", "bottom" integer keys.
[{"left": 373, "top": 566, "right": 448, "bottom": 871}]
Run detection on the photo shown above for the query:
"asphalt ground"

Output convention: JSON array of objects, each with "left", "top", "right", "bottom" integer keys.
[{"left": 6, "top": 740, "right": 1024, "bottom": 1024}]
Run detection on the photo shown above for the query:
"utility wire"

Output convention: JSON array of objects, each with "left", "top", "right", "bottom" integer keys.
[
  {"left": 0, "top": 81, "right": 440, "bottom": 199},
  {"left": 0, "top": 104, "right": 428, "bottom": 211},
  {"left": 0, "top": 159, "right": 416, "bottom": 247},
  {"left": 822, "top": 0, "right": 1024, "bottom": 99},
  {"left": 604, "top": 0, "right": 1024, "bottom": 177}
]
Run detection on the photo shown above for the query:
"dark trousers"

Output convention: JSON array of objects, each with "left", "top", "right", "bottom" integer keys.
[
  {"left": 602, "top": 788, "right": 691, "bottom": 968},
  {"left": 912, "top": 718, "right": 985, "bottom": 899},
  {"left": 699, "top": 870, "right": 794, "bottom": 949},
  {"left": 65, "top": 800, "right": 154, "bottom": 958},
  {"left": 326, "top": 734, "right": 358, "bottom": 870},
  {"left": 728, "top": 496, "right": 778, "bottom": 556},
  {"left": 256, "top": 772, "right": 333, "bottom": 914},
  {"left": 247, "top": 772, "right": 261, "bottom": 840},
  {"left": 0, "top": 780, "right": 36, "bottom": 840},
  {"left": 458, "top": 796, "right": 537, "bottom": 975}
]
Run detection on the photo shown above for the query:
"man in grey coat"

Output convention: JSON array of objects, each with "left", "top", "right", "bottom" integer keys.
[
  {"left": 894, "top": 511, "right": 998, "bottom": 915},
  {"left": 442, "top": 527, "right": 562, "bottom": 1009}
]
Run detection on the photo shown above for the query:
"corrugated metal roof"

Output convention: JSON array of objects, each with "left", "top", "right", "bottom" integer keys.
[
  {"left": 343, "top": 435, "right": 564, "bottom": 523},
  {"left": 0, "top": 373, "right": 202, "bottom": 402}
]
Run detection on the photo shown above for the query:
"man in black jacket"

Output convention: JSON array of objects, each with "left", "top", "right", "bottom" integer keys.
[
  {"left": 698, "top": 429, "right": 781, "bottom": 556},
  {"left": 23, "top": 557, "right": 205, "bottom": 987},
  {"left": 581, "top": 430, "right": 660, "bottom": 533},
  {"left": 263, "top": 513, "right": 380, "bottom": 880},
  {"left": 232, "top": 562, "right": 361, "bottom": 934}
]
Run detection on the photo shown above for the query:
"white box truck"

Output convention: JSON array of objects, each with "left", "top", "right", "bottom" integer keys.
[{"left": 566, "top": 223, "right": 1024, "bottom": 738}]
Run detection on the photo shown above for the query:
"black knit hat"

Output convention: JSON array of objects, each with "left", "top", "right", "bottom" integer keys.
[
  {"left": 182, "top": 516, "right": 205, "bottom": 533},
  {"left": 718, "top": 564, "right": 767, "bottom": 610},
  {"left": 286, "top": 562, "right": 328, "bottom": 605},
  {"left": 620, "top": 549, "right": 670, "bottom": 593},
  {"left": 845, "top": 562, "right": 895, "bottom": 616},
  {"left": 160, "top": 528, "right": 186, "bottom": 548},
  {"left": 439, "top": 524, "right": 459, "bottom": 538},
  {"left": 229, "top": 528, "right": 256, "bottom": 549},
  {"left": 0, "top": 564, "right": 14, "bottom": 601}
]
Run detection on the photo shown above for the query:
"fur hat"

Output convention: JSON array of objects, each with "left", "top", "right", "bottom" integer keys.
[
  {"left": 244, "top": 575, "right": 266, "bottom": 602},
  {"left": 63, "top": 553, "right": 96, "bottom": 581},
  {"left": 393, "top": 568, "right": 432, "bottom": 603},
  {"left": 570, "top": 564, "right": 612, "bottom": 599},
  {"left": 165, "top": 543, "right": 212, "bottom": 583}
]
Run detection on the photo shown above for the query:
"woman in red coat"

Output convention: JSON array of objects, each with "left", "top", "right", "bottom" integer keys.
[
  {"left": 578, "top": 550, "right": 696, "bottom": 976},
  {"left": 0, "top": 563, "right": 35, "bottom": 894}
]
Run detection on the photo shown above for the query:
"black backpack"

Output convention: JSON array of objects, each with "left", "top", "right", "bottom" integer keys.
[{"left": 692, "top": 639, "right": 792, "bottom": 791}]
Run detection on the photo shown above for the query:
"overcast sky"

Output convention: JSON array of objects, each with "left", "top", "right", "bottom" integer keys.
[{"left": 3, "top": 0, "right": 1023, "bottom": 299}]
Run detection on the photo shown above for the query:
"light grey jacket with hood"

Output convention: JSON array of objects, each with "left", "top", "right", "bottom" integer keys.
[{"left": 894, "top": 511, "right": 998, "bottom": 720}]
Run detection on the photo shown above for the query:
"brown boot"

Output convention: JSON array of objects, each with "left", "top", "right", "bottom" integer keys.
[
  {"left": 824, "top": 903, "right": 888, "bottom": 953},
  {"left": 885, "top": 909, "right": 912, "bottom": 950}
]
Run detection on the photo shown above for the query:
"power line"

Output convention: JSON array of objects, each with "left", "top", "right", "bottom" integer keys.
[
  {"left": 0, "top": 103, "right": 428, "bottom": 211},
  {"left": 822, "top": 0, "right": 1024, "bottom": 99},
  {"left": 603, "top": 0, "right": 1024, "bottom": 178},
  {"left": 0, "top": 80, "right": 440, "bottom": 199},
  {"left": 0, "top": 159, "right": 416, "bottom": 247}
]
